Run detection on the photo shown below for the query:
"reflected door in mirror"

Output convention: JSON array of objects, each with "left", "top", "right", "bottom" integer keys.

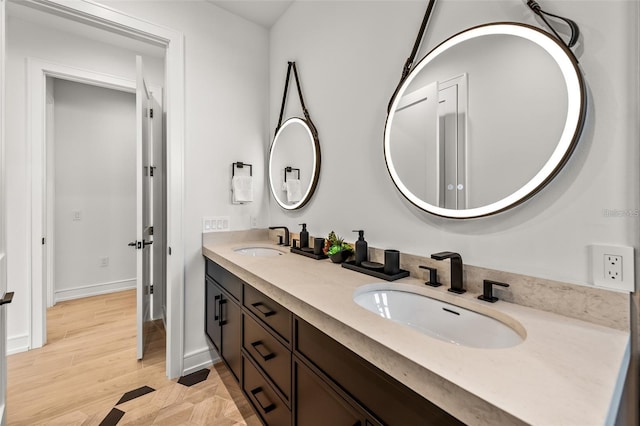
[{"left": 384, "top": 23, "right": 585, "bottom": 218}]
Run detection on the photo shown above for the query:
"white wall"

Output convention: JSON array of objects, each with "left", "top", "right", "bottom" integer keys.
[
  {"left": 5, "top": 8, "right": 164, "bottom": 350},
  {"left": 269, "top": 0, "right": 639, "bottom": 289},
  {"left": 91, "top": 1, "right": 271, "bottom": 365},
  {"left": 6, "top": 0, "right": 270, "bottom": 368},
  {"left": 52, "top": 78, "right": 136, "bottom": 300}
]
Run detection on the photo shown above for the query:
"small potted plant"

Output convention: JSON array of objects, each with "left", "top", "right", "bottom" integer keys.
[{"left": 324, "top": 231, "right": 353, "bottom": 263}]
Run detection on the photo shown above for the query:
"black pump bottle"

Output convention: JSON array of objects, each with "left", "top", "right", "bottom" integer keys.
[
  {"left": 299, "top": 223, "right": 309, "bottom": 249},
  {"left": 352, "top": 230, "right": 368, "bottom": 266}
]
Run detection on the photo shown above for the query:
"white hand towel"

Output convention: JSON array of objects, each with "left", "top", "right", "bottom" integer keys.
[
  {"left": 286, "top": 179, "right": 303, "bottom": 203},
  {"left": 232, "top": 175, "right": 253, "bottom": 203}
]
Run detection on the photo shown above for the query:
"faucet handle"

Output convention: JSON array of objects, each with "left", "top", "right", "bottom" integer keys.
[
  {"left": 478, "top": 280, "right": 510, "bottom": 303},
  {"left": 419, "top": 265, "right": 442, "bottom": 287}
]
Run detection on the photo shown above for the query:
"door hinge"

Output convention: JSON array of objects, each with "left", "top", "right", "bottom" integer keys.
[
  {"left": 149, "top": 108, "right": 154, "bottom": 118},
  {"left": 150, "top": 166, "right": 155, "bottom": 177},
  {"left": 168, "top": 247, "right": 172, "bottom": 255},
  {"left": 145, "top": 166, "right": 156, "bottom": 177},
  {"left": 42, "top": 237, "right": 45, "bottom": 245},
  {"left": 150, "top": 284, "right": 154, "bottom": 294}
]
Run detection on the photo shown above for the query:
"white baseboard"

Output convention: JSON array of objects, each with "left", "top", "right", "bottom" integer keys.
[
  {"left": 7, "top": 333, "right": 29, "bottom": 356},
  {"left": 54, "top": 278, "right": 135, "bottom": 303},
  {"left": 182, "top": 345, "right": 219, "bottom": 376}
]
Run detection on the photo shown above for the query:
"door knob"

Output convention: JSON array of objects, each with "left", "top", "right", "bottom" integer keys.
[
  {"left": 143, "top": 240, "right": 153, "bottom": 247},
  {"left": 128, "top": 241, "right": 142, "bottom": 249}
]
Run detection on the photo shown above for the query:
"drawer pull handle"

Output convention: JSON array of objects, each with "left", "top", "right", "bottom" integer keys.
[
  {"left": 251, "top": 341, "right": 275, "bottom": 361},
  {"left": 218, "top": 298, "right": 227, "bottom": 326},
  {"left": 213, "top": 295, "right": 221, "bottom": 321},
  {"left": 250, "top": 387, "right": 276, "bottom": 413},
  {"left": 251, "top": 302, "right": 276, "bottom": 317}
]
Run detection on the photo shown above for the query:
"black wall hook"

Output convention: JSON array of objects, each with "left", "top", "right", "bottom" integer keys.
[{"left": 527, "top": 0, "right": 580, "bottom": 49}]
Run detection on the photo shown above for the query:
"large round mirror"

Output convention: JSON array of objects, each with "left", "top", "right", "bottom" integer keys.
[
  {"left": 269, "top": 117, "right": 321, "bottom": 210},
  {"left": 384, "top": 23, "right": 586, "bottom": 219}
]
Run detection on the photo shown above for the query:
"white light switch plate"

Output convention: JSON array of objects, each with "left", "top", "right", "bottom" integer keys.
[
  {"left": 590, "top": 245, "right": 635, "bottom": 292},
  {"left": 202, "top": 216, "right": 230, "bottom": 233}
]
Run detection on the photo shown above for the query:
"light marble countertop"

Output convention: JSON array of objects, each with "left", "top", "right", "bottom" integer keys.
[{"left": 202, "top": 232, "right": 629, "bottom": 426}]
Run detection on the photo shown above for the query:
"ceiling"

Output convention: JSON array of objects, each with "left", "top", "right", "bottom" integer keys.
[
  {"left": 7, "top": 0, "right": 166, "bottom": 58},
  {"left": 206, "top": 0, "right": 294, "bottom": 28}
]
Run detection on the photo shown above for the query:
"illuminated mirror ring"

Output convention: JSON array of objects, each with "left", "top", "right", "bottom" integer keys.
[
  {"left": 268, "top": 117, "right": 321, "bottom": 210},
  {"left": 384, "top": 22, "right": 586, "bottom": 219}
]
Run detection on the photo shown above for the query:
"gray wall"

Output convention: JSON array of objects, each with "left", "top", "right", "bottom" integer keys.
[
  {"left": 269, "top": 0, "right": 639, "bottom": 289},
  {"left": 53, "top": 79, "right": 136, "bottom": 299},
  {"left": 269, "top": 2, "right": 639, "bottom": 421}
]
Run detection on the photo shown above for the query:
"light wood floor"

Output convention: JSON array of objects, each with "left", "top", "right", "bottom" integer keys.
[{"left": 6, "top": 290, "right": 260, "bottom": 425}]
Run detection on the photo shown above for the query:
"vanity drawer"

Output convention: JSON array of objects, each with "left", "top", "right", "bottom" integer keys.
[
  {"left": 244, "top": 313, "right": 292, "bottom": 402},
  {"left": 243, "top": 355, "right": 292, "bottom": 426},
  {"left": 205, "top": 259, "right": 243, "bottom": 302},
  {"left": 244, "top": 285, "right": 291, "bottom": 344},
  {"left": 294, "top": 317, "right": 464, "bottom": 426}
]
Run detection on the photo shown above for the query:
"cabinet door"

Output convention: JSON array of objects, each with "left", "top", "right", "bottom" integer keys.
[
  {"left": 221, "top": 296, "right": 242, "bottom": 382},
  {"left": 294, "top": 358, "right": 366, "bottom": 426},
  {"left": 205, "top": 277, "right": 222, "bottom": 353}
]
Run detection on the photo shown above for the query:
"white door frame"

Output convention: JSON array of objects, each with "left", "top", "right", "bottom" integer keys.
[
  {"left": 1, "top": 0, "right": 7, "bottom": 422},
  {"left": 24, "top": 0, "right": 185, "bottom": 379}
]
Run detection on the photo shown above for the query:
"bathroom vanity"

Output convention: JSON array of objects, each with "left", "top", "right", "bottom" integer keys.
[
  {"left": 202, "top": 230, "right": 629, "bottom": 425},
  {"left": 205, "top": 256, "right": 462, "bottom": 425}
]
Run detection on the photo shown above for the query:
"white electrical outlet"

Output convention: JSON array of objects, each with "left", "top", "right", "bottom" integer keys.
[
  {"left": 604, "top": 254, "right": 622, "bottom": 281},
  {"left": 591, "top": 245, "right": 635, "bottom": 292},
  {"left": 250, "top": 216, "right": 258, "bottom": 228}
]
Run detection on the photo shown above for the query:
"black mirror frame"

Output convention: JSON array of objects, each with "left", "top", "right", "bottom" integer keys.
[
  {"left": 268, "top": 117, "right": 321, "bottom": 210},
  {"left": 384, "top": 22, "right": 587, "bottom": 219}
]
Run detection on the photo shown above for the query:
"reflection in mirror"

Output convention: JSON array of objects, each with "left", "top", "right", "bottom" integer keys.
[
  {"left": 385, "top": 23, "right": 586, "bottom": 218},
  {"left": 269, "top": 117, "right": 320, "bottom": 210}
]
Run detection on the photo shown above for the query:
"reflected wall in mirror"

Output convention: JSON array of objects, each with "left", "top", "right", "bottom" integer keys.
[
  {"left": 269, "top": 117, "right": 320, "bottom": 210},
  {"left": 384, "top": 23, "right": 586, "bottom": 219}
]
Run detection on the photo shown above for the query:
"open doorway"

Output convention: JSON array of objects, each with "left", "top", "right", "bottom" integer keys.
[
  {"left": 43, "top": 74, "right": 167, "bottom": 353},
  {"left": 5, "top": 0, "right": 186, "bottom": 379},
  {"left": 48, "top": 78, "right": 138, "bottom": 303}
]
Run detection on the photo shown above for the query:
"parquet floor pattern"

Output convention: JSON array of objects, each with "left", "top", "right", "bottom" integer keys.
[{"left": 6, "top": 290, "right": 260, "bottom": 425}]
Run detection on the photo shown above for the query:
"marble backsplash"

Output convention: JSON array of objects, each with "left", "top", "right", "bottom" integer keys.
[{"left": 204, "top": 229, "right": 630, "bottom": 331}]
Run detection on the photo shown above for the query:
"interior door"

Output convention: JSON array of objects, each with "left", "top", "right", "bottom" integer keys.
[
  {"left": 135, "top": 55, "right": 153, "bottom": 360},
  {"left": 0, "top": 0, "right": 8, "bottom": 423},
  {"left": 149, "top": 91, "right": 164, "bottom": 323}
]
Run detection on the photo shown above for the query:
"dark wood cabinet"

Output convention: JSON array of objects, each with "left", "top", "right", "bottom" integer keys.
[
  {"left": 294, "top": 317, "right": 464, "bottom": 426},
  {"left": 220, "top": 292, "right": 242, "bottom": 381},
  {"left": 244, "top": 284, "right": 292, "bottom": 344},
  {"left": 243, "top": 313, "right": 292, "bottom": 403},
  {"left": 204, "top": 257, "right": 462, "bottom": 426},
  {"left": 293, "top": 356, "right": 379, "bottom": 426},
  {"left": 205, "top": 277, "right": 222, "bottom": 354},
  {"left": 204, "top": 263, "right": 241, "bottom": 382},
  {"left": 243, "top": 355, "right": 292, "bottom": 426}
]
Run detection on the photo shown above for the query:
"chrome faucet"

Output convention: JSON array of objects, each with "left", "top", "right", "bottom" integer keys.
[
  {"left": 269, "top": 226, "right": 290, "bottom": 246},
  {"left": 430, "top": 251, "right": 465, "bottom": 294}
]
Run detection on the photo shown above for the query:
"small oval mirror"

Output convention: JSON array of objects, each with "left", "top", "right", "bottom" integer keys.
[
  {"left": 268, "top": 117, "right": 321, "bottom": 210},
  {"left": 384, "top": 23, "right": 586, "bottom": 218}
]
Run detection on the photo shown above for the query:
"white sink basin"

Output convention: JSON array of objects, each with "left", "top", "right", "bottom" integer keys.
[
  {"left": 234, "top": 246, "right": 284, "bottom": 257},
  {"left": 353, "top": 285, "right": 523, "bottom": 349}
]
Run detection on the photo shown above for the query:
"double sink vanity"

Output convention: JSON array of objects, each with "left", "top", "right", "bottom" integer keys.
[{"left": 202, "top": 229, "right": 630, "bottom": 426}]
